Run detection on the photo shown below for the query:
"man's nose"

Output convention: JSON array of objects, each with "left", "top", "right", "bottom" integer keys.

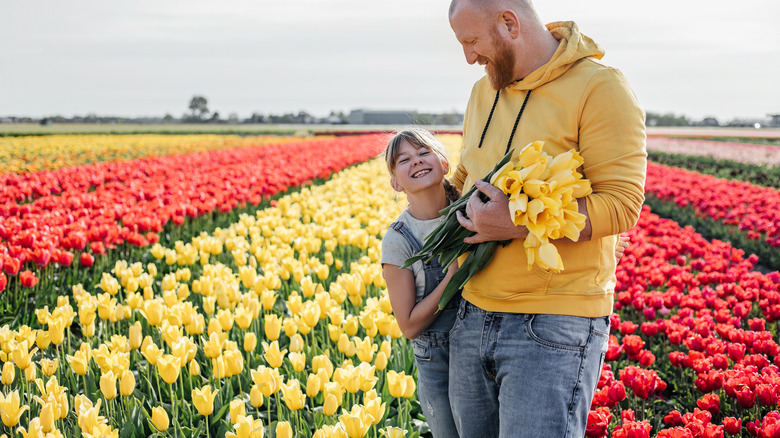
[{"left": 463, "top": 46, "right": 478, "bottom": 65}]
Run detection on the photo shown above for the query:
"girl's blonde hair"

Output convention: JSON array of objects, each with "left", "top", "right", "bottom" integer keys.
[{"left": 384, "top": 128, "right": 461, "bottom": 203}]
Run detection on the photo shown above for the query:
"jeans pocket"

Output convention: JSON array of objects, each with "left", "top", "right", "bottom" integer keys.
[
  {"left": 412, "top": 339, "right": 432, "bottom": 362},
  {"left": 526, "top": 314, "right": 590, "bottom": 352}
]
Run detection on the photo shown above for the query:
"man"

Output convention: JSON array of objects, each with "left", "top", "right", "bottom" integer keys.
[{"left": 446, "top": 0, "right": 646, "bottom": 436}]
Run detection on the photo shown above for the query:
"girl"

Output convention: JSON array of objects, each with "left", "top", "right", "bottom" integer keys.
[
  {"left": 380, "top": 128, "right": 462, "bottom": 438},
  {"left": 380, "top": 128, "right": 630, "bottom": 437}
]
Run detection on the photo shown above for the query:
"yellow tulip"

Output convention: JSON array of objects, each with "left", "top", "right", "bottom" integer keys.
[
  {"left": 323, "top": 393, "right": 340, "bottom": 416},
  {"left": 24, "top": 363, "right": 36, "bottom": 382},
  {"left": 151, "top": 406, "right": 169, "bottom": 432},
  {"left": 281, "top": 379, "right": 306, "bottom": 411},
  {"left": 379, "top": 427, "right": 408, "bottom": 438},
  {"left": 306, "top": 374, "right": 321, "bottom": 398},
  {"left": 243, "top": 332, "right": 257, "bottom": 352},
  {"left": 386, "top": 371, "right": 407, "bottom": 398},
  {"left": 203, "top": 331, "right": 224, "bottom": 359},
  {"left": 289, "top": 333, "right": 305, "bottom": 353},
  {"left": 47, "top": 317, "right": 66, "bottom": 346},
  {"left": 120, "top": 370, "right": 136, "bottom": 396},
  {"left": 263, "top": 314, "right": 282, "bottom": 341},
  {"left": 339, "top": 409, "right": 371, "bottom": 438},
  {"left": 0, "top": 390, "right": 29, "bottom": 427},
  {"left": 99, "top": 370, "right": 118, "bottom": 400},
  {"left": 234, "top": 306, "right": 253, "bottom": 330},
  {"left": 192, "top": 385, "right": 218, "bottom": 416},
  {"left": 364, "top": 397, "right": 386, "bottom": 425},
  {"left": 217, "top": 309, "right": 235, "bottom": 332},
  {"left": 354, "top": 336, "right": 377, "bottom": 363},
  {"left": 301, "top": 302, "right": 321, "bottom": 328},
  {"left": 223, "top": 348, "right": 244, "bottom": 377},
  {"left": 1, "top": 362, "right": 15, "bottom": 386},
  {"left": 344, "top": 315, "right": 359, "bottom": 336},
  {"left": 189, "top": 360, "right": 201, "bottom": 376},
  {"left": 249, "top": 384, "right": 264, "bottom": 408},
  {"left": 157, "top": 354, "right": 182, "bottom": 384},
  {"left": 227, "top": 414, "right": 265, "bottom": 438},
  {"left": 38, "top": 400, "right": 55, "bottom": 433},
  {"left": 11, "top": 342, "right": 37, "bottom": 371},
  {"left": 262, "top": 341, "right": 287, "bottom": 368},
  {"left": 128, "top": 321, "right": 143, "bottom": 350},
  {"left": 374, "top": 351, "right": 388, "bottom": 371},
  {"left": 212, "top": 355, "right": 227, "bottom": 379},
  {"left": 260, "top": 290, "right": 277, "bottom": 311},
  {"left": 229, "top": 399, "right": 246, "bottom": 425},
  {"left": 288, "top": 352, "right": 306, "bottom": 372},
  {"left": 403, "top": 375, "right": 416, "bottom": 398},
  {"left": 312, "top": 354, "right": 334, "bottom": 378},
  {"left": 251, "top": 366, "right": 280, "bottom": 397},
  {"left": 337, "top": 334, "right": 355, "bottom": 357},
  {"left": 282, "top": 317, "right": 298, "bottom": 337},
  {"left": 142, "top": 299, "right": 165, "bottom": 327},
  {"left": 276, "top": 421, "right": 292, "bottom": 438}
]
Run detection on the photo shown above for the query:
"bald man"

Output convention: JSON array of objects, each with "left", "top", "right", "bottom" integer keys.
[{"left": 445, "top": 0, "right": 646, "bottom": 436}]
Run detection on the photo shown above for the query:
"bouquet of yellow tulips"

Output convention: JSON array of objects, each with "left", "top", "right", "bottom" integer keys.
[{"left": 404, "top": 141, "right": 592, "bottom": 310}]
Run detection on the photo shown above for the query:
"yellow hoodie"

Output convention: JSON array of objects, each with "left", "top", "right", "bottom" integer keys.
[{"left": 451, "top": 21, "right": 646, "bottom": 318}]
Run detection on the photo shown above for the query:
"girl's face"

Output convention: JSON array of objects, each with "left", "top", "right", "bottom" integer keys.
[{"left": 391, "top": 139, "right": 449, "bottom": 194}]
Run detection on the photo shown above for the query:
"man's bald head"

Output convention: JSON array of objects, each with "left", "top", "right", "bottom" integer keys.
[{"left": 449, "top": 0, "right": 541, "bottom": 24}]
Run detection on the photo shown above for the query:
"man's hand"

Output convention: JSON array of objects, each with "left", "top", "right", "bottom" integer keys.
[{"left": 456, "top": 180, "right": 528, "bottom": 244}]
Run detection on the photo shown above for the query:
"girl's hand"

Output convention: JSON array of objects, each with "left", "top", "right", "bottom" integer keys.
[
  {"left": 615, "top": 233, "right": 630, "bottom": 262},
  {"left": 445, "top": 260, "right": 460, "bottom": 277}
]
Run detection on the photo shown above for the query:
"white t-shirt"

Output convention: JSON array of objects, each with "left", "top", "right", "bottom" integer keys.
[{"left": 381, "top": 209, "right": 445, "bottom": 302}]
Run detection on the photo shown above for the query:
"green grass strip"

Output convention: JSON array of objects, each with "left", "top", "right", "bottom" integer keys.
[{"left": 648, "top": 151, "right": 780, "bottom": 189}]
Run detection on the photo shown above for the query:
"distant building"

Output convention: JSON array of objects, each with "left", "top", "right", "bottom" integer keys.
[
  {"left": 348, "top": 109, "right": 416, "bottom": 125},
  {"left": 768, "top": 114, "right": 780, "bottom": 128}
]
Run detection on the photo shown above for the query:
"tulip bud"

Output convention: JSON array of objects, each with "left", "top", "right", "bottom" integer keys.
[
  {"left": 151, "top": 406, "right": 169, "bottom": 432},
  {"left": 243, "top": 332, "right": 257, "bottom": 353},
  {"left": 276, "top": 421, "right": 293, "bottom": 438},
  {"left": 1, "top": 362, "right": 15, "bottom": 386},
  {"left": 120, "top": 370, "right": 136, "bottom": 396},
  {"left": 100, "top": 370, "right": 118, "bottom": 400},
  {"left": 189, "top": 360, "right": 201, "bottom": 377},
  {"left": 229, "top": 399, "right": 246, "bottom": 425},
  {"left": 250, "top": 384, "right": 264, "bottom": 408}
]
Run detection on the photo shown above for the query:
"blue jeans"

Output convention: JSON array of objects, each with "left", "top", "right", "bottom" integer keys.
[
  {"left": 412, "top": 308, "right": 460, "bottom": 438},
  {"left": 448, "top": 300, "right": 609, "bottom": 438}
]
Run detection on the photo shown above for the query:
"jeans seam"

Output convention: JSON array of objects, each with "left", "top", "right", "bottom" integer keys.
[{"left": 565, "top": 319, "right": 593, "bottom": 437}]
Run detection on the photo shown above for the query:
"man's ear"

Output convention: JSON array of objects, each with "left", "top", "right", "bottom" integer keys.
[
  {"left": 390, "top": 177, "right": 404, "bottom": 192},
  {"left": 500, "top": 10, "right": 520, "bottom": 38}
]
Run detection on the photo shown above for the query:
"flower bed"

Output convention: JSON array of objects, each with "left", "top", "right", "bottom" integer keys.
[
  {"left": 0, "top": 135, "right": 387, "bottom": 310},
  {"left": 0, "top": 134, "right": 314, "bottom": 174},
  {"left": 645, "top": 162, "right": 780, "bottom": 260},
  {"left": 588, "top": 205, "right": 780, "bottom": 437},
  {"left": 646, "top": 137, "right": 780, "bottom": 166}
]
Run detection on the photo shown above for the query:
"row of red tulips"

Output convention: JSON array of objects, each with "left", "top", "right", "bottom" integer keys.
[
  {"left": 646, "top": 162, "right": 780, "bottom": 248},
  {"left": 0, "top": 135, "right": 388, "bottom": 293},
  {"left": 587, "top": 205, "right": 780, "bottom": 437}
]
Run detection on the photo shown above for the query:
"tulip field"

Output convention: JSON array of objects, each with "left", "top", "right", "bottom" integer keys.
[{"left": 0, "top": 132, "right": 779, "bottom": 438}]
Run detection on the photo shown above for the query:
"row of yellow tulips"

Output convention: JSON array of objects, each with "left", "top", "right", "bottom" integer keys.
[
  {"left": 0, "top": 135, "right": 463, "bottom": 438},
  {"left": 0, "top": 134, "right": 317, "bottom": 174}
]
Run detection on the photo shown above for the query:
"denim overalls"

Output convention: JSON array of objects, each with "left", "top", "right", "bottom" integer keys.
[{"left": 390, "top": 221, "right": 460, "bottom": 438}]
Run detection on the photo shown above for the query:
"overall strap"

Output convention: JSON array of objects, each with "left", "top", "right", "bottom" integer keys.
[{"left": 389, "top": 221, "right": 423, "bottom": 253}]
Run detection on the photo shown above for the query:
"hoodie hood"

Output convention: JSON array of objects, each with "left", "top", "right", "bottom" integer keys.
[{"left": 510, "top": 21, "right": 605, "bottom": 91}]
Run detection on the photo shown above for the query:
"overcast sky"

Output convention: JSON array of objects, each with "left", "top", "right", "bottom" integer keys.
[{"left": 1, "top": 1, "right": 778, "bottom": 121}]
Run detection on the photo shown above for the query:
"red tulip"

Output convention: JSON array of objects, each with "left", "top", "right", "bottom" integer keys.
[
  {"left": 0, "top": 272, "right": 6, "bottom": 292},
  {"left": 696, "top": 393, "right": 720, "bottom": 415},
  {"left": 585, "top": 407, "right": 612, "bottom": 438},
  {"left": 80, "top": 252, "right": 95, "bottom": 268},
  {"left": 722, "top": 417, "right": 741, "bottom": 435},
  {"left": 19, "top": 270, "right": 38, "bottom": 288}
]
